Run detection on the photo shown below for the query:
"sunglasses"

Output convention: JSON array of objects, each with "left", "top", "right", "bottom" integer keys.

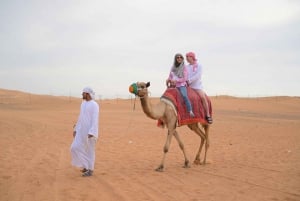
[{"left": 176, "top": 56, "right": 183, "bottom": 59}]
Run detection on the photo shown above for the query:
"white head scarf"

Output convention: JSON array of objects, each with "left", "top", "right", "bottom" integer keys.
[{"left": 82, "top": 87, "right": 95, "bottom": 99}]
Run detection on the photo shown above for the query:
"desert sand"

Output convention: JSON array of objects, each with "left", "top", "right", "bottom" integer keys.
[{"left": 0, "top": 88, "right": 300, "bottom": 201}]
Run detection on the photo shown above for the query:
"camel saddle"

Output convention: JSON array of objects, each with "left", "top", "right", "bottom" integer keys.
[{"left": 160, "top": 87, "right": 212, "bottom": 126}]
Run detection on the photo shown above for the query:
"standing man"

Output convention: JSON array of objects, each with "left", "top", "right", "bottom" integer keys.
[
  {"left": 186, "top": 52, "right": 213, "bottom": 124},
  {"left": 71, "top": 87, "right": 99, "bottom": 177}
]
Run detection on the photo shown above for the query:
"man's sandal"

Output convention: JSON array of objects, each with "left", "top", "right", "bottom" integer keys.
[
  {"left": 82, "top": 169, "right": 93, "bottom": 177},
  {"left": 206, "top": 116, "right": 213, "bottom": 124},
  {"left": 80, "top": 168, "right": 88, "bottom": 173}
]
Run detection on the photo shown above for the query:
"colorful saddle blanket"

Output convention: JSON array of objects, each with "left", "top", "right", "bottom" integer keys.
[{"left": 161, "top": 87, "right": 212, "bottom": 126}]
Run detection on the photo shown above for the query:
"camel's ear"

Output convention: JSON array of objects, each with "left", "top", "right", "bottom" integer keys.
[{"left": 146, "top": 82, "right": 150, "bottom": 88}]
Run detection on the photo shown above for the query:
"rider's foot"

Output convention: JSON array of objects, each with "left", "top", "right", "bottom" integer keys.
[
  {"left": 189, "top": 111, "right": 195, "bottom": 118},
  {"left": 206, "top": 116, "right": 213, "bottom": 124}
]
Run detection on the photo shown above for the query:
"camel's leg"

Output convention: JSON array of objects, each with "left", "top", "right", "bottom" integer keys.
[
  {"left": 188, "top": 124, "right": 206, "bottom": 165},
  {"left": 173, "top": 131, "right": 190, "bottom": 168},
  {"left": 194, "top": 133, "right": 205, "bottom": 165},
  {"left": 202, "top": 125, "right": 210, "bottom": 164},
  {"left": 155, "top": 129, "right": 174, "bottom": 172}
]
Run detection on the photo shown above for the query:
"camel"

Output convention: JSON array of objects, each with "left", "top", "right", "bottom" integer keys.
[{"left": 129, "top": 81, "right": 210, "bottom": 172}]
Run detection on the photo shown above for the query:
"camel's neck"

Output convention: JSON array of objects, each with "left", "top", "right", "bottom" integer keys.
[{"left": 140, "top": 95, "right": 159, "bottom": 120}]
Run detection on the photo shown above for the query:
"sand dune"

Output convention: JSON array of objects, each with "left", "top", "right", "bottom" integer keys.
[{"left": 0, "top": 89, "right": 299, "bottom": 201}]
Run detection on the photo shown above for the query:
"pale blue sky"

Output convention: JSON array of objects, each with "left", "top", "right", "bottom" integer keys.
[{"left": 1, "top": 0, "right": 299, "bottom": 99}]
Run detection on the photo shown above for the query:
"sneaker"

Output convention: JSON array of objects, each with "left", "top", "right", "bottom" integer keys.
[{"left": 189, "top": 111, "right": 195, "bottom": 118}]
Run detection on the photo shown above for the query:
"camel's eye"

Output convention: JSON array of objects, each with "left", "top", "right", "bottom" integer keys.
[{"left": 141, "top": 86, "right": 145, "bottom": 89}]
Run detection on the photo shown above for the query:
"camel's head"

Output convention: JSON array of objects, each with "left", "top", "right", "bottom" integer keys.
[{"left": 129, "top": 82, "right": 150, "bottom": 97}]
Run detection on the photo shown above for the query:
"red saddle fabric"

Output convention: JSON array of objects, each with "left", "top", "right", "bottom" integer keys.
[{"left": 161, "top": 87, "right": 212, "bottom": 126}]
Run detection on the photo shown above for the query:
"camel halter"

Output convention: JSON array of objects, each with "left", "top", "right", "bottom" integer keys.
[
  {"left": 129, "top": 83, "right": 139, "bottom": 96},
  {"left": 128, "top": 83, "right": 147, "bottom": 98}
]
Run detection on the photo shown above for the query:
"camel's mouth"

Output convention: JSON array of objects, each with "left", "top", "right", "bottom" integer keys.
[{"left": 129, "top": 83, "right": 138, "bottom": 95}]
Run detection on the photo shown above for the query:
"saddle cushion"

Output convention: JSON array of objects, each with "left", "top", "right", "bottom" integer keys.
[{"left": 161, "top": 87, "right": 212, "bottom": 126}]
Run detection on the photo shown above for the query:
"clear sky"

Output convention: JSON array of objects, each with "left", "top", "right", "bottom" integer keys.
[{"left": 1, "top": 0, "right": 300, "bottom": 99}]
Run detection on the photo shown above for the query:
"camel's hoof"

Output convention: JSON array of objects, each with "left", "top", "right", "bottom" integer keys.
[
  {"left": 155, "top": 165, "right": 164, "bottom": 172},
  {"left": 193, "top": 160, "right": 201, "bottom": 165},
  {"left": 183, "top": 160, "right": 190, "bottom": 168}
]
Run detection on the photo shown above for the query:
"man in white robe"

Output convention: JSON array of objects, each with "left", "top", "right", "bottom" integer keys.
[{"left": 71, "top": 87, "right": 99, "bottom": 176}]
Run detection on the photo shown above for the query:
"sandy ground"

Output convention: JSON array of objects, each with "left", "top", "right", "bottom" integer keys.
[{"left": 0, "top": 89, "right": 300, "bottom": 201}]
